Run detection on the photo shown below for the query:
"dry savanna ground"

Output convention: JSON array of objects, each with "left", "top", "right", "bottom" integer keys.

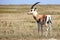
[{"left": 0, "top": 5, "right": 60, "bottom": 40}]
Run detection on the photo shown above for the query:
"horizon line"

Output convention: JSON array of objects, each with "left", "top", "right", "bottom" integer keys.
[{"left": 0, "top": 4, "right": 60, "bottom": 5}]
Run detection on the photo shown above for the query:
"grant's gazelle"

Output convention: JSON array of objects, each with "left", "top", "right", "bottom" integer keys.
[{"left": 27, "top": 2, "right": 52, "bottom": 36}]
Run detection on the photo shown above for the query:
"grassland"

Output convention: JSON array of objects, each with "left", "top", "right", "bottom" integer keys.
[{"left": 0, "top": 5, "right": 60, "bottom": 40}]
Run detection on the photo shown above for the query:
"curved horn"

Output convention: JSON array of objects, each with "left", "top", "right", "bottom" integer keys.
[{"left": 31, "top": 2, "right": 40, "bottom": 9}]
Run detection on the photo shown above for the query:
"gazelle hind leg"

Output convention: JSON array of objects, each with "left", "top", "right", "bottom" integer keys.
[
  {"left": 45, "top": 23, "right": 49, "bottom": 37},
  {"left": 49, "top": 23, "right": 52, "bottom": 36},
  {"left": 46, "top": 23, "right": 52, "bottom": 37}
]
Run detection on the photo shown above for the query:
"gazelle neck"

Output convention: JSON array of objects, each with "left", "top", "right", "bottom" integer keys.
[{"left": 33, "top": 11, "right": 38, "bottom": 17}]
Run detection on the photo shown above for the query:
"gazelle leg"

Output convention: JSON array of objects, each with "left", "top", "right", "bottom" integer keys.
[
  {"left": 37, "top": 22, "right": 43, "bottom": 36},
  {"left": 49, "top": 23, "right": 52, "bottom": 36},
  {"left": 41, "top": 24, "right": 43, "bottom": 36},
  {"left": 46, "top": 23, "right": 52, "bottom": 37},
  {"left": 45, "top": 23, "right": 49, "bottom": 37},
  {"left": 37, "top": 22, "right": 40, "bottom": 33}
]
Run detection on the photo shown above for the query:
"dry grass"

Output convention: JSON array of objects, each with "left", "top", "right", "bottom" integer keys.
[{"left": 0, "top": 5, "right": 60, "bottom": 40}]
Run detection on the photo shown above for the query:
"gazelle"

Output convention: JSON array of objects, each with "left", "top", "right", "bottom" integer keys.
[{"left": 27, "top": 2, "right": 52, "bottom": 36}]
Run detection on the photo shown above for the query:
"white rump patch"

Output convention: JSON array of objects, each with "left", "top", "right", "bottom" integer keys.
[{"left": 46, "top": 15, "right": 51, "bottom": 23}]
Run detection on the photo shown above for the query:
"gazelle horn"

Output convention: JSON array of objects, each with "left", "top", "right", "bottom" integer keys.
[{"left": 31, "top": 2, "right": 40, "bottom": 9}]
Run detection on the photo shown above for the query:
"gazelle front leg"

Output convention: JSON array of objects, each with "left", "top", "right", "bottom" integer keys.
[
  {"left": 37, "top": 21, "right": 43, "bottom": 36},
  {"left": 37, "top": 22, "right": 43, "bottom": 36},
  {"left": 41, "top": 24, "right": 43, "bottom": 36},
  {"left": 37, "top": 22, "right": 40, "bottom": 33}
]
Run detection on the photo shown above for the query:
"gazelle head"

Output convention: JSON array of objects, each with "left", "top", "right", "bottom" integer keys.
[{"left": 28, "top": 2, "right": 40, "bottom": 16}]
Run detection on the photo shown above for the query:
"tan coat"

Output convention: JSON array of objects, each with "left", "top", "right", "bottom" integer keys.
[{"left": 33, "top": 14, "right": 47, "bottom": 23}]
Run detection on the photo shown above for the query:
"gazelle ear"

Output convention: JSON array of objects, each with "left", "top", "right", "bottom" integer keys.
[{"left": 34, "top": 8, "right": 37, "bottom": 11}]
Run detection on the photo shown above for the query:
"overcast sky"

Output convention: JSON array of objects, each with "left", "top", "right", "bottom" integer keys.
[{"left": 0, "top": 0, "right": 60, "bottom": 4}]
